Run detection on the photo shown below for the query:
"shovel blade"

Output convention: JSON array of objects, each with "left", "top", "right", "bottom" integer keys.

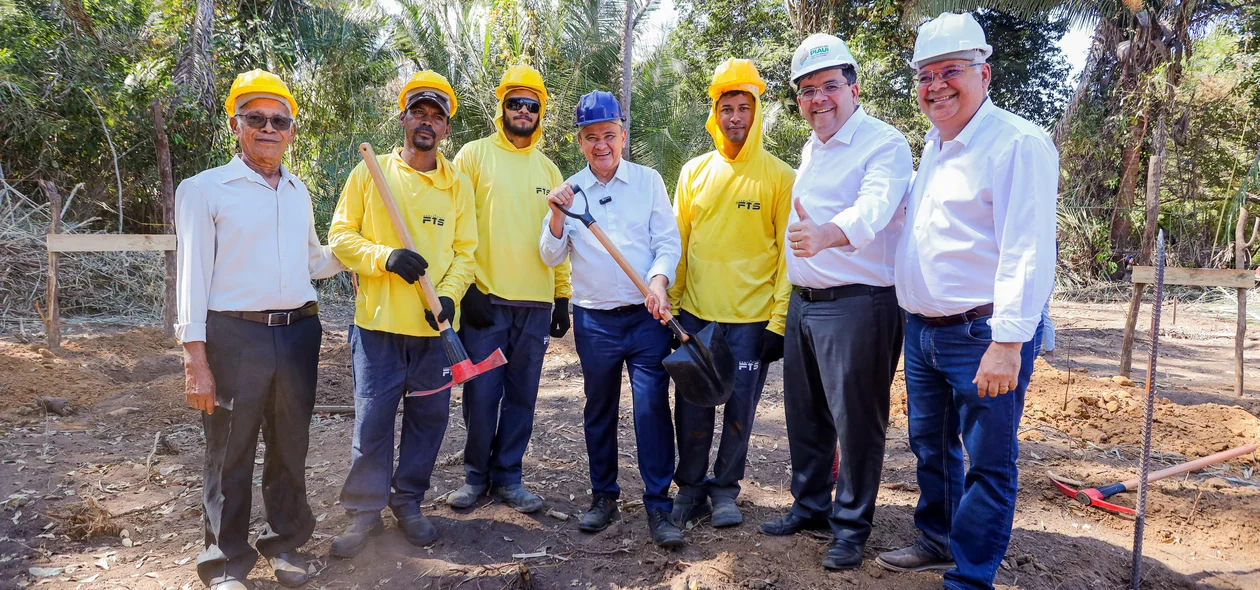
[
  {"left": 451, "top": 348, "right": 508, "bottom": 384},
  {"left": 665, "top": 322, "right": 735, "bottom": 407}
]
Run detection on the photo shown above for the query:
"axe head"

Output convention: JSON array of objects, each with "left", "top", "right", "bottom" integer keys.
[
  {"left": 1051, "top": 478, "right": 1135, "bottom": 516},
  {"left": 451, "top": 348, "right": 507, "bottom": 384}
]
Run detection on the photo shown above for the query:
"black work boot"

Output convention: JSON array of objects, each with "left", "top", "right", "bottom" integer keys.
[
  {"left": 758, "top": 511, "right": 829, "bottom": 536},
  {"left": 648, "top": 507, "right": 684, "bottom": 548},
  {"left": 710, "top": 498, "right": 742, "bottom": 528},
  {"left": 398, "top": 512, "right": 439, "bottom": 547},
  {"left": 329, "top": 517, "right": 384, "bottom": 558},
  {"left": 577, "top": 495, "right": 619, "bottom": 533},
  {"left": 822, "top": 542, "right": 863, "bottom": 570},
  {"left": 671, "top": 496, "right": 711, "bottom": 528}
]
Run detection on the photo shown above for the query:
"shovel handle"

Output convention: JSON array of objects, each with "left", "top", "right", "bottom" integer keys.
[
  {"left": 557, "top": 192, "right": 689, "bottom": 344},
  {"left": 357, "top": 143, "right": 449, "bottom": 331},
  {"left": 1116, "top": 443, "right": 1256, "bottom": 495}
]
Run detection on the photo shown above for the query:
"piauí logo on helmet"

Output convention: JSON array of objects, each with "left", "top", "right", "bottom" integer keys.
[{"left": 802, "top": 45, "right": 830, "bottom": 64}]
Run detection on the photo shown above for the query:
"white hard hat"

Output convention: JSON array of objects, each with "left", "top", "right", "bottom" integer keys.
[
  {"left": 909, "top": 12, "right": 993, "bottom": 70},
  {"left": 789, "top": 33, "right": 858, "bottom": 89}
]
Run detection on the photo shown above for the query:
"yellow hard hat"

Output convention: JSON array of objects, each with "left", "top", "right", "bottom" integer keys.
[
  {"left": 707, "top": 58, "right": 766, "bottom": 101},
  {"left": 225, "top": 69, "right": 299, "bottom": 118},
  {"left": 398, "top": 71, "right": 458, "bottom": 117},
  {"left": 495, "top": 64, "right": 548, "bottom": 105}
]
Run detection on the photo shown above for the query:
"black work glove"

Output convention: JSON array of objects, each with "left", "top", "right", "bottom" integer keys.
[
  {"left": 550, "top": 298, "right": 570, "bottom": 338},
  {"left": 424, "top": 296, "right": 455, "bottom": 331},
  {"left": 758, "top": 330, "right": 784, "bottom": 364},
  {"left": 460, "top": 285, "right": 495, "bottom": 329},
  {"left": 385, "top": 248, "right": 427, "bottom": 284}
]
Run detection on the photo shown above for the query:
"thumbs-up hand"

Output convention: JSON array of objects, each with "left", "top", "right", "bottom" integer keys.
[{"left": 787, "top": 199, "right": 844, "bottom": 258}]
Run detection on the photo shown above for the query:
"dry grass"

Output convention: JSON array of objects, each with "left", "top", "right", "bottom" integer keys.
[
  {"left": 0, "top": 179, "right": 163, "bottom": 332},
  {"left": 51, "top": 496, "right": 122, "bottom": 540}
]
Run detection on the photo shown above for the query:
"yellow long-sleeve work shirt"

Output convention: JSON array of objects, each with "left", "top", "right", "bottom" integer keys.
[{"left": 329, "top": 148, "right": 477, "bottom": 337}]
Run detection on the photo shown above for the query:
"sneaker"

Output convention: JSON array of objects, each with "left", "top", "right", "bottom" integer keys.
[
  {"left": 710, "top": 499, "right": 742, "bottom": 528},
  {"left": 671, "top": 497, "right": 711, "bottom": 527},
  {"left": 446, "top": 483, "right": 488, "bottom": 509},
  {"left": 492, "top": 484, "right": 543, "bottom": 513},
  {"left": 758, "top": 511, "right": 829, "bottom": 536},
  {"left": 577, "top": 495, "right": 619, "bottom": 533},
  {"left": 821, "top": 542, "right": 863, "bottom": 570},
  {"left": 647, "top": 507, "right": 684, "bottom": 548},
  {"left": 329, "top": 517, "right": 384, "bottom": 558},
  {"left": 875, "top": 542, "right": 955, "bottom": 572},
  {"left": 397, "top": 512, "right": 438, "bottom": 547}
]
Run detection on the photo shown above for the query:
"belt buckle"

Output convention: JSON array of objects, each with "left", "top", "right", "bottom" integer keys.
[
  {"left": 266, "top": 311, "right": 291, "bottom": 326},
  {"left": 799, "top": 287, "right": 814, "bottom": 301}
]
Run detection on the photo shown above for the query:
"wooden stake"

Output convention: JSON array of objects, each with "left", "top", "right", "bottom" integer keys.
[
  {"left": 151, "top": 99, "right": 177, "bottom": 339},
  {"left": 1120, "top": 283, "right": 1146, "bottom": 378},
  {"left": 1237, "top": 287, "right": 1246, "bottom": 396},
  {"left": 39, "top": 181, "right": 61, "bottom": 349}
]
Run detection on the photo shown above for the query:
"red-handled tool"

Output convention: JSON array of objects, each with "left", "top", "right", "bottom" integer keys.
[
  {"left": 358, "top": 143, "right": 506, "bottom": 396},
  {"left": 1048, "top": 444, "right": 1256, "bottom": 515}
]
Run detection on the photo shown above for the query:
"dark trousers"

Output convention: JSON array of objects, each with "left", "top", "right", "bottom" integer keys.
[
  {"left": 784, "top": 287, "right": 902, "bottom": 550},
  {"left": 458, "top": 304, "right": 550, "bottom": 487},
  {"left": 339, "top": 326, "right": 451, "bottom": 521},
  {"left": 197, "top": 311, "right": 320, "bottom": 586},
  {"left": 904, "top": 313, "right": 1040, "bottom": 590},
  {"left": 573, "top": 305, "right": 675, "bottom": 512},
  {"left": 674, "top": 311, "right": 770, "bottom": 503}
]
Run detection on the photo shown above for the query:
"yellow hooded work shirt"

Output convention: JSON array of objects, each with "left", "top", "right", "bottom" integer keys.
[
  {"left": 453, "top": 91, "right": 572, "bottom": 303},
  {"left": 329, "top": 149, "right": 478, "bottom": 337},
  {"left": 668, "top": 90, "right": 795, "bottom": 335}
]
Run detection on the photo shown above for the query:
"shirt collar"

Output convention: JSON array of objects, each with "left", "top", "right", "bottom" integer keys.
[
  {"left": 808, "top": 106, "right": 867, "bottom": 148},
  {"left": 579, "top": 160, "right": 630, "bottom": 188},
  {"left": 925, "top": 96, "right": 995, "bottom": 147},
  {"left": 224, "top": 154, "right": 296, "bottom": 188}
]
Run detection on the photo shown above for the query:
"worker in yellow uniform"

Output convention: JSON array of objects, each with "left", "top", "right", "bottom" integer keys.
[
  {"left": 669, "top": 58, "right": 795, "bottom": 529},
  {"left": 447, "top": 64, "right": 572, "bottom": 513},
  {"left": 325, "top": 71, "right": 477, "bottom": 557}
]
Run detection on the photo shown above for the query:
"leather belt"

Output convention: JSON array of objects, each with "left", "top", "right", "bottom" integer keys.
[
  {"left": 216, "top": 301, "right": 319, "bottom": 326},
  {"left": 793, "top": 284, "right": 894, "bottom": 302},
  {"left": 915, "top": 303, "right": 994, "bottom": 327}
]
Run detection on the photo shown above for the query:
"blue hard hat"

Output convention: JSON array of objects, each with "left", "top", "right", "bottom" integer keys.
[{"left": 574, "top": 90, "right": 624, "bottom": 127}]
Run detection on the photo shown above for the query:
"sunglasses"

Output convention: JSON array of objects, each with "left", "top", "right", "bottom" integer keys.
[
  {"left": 235, "top": 113, "right": 294, "bottom": 131},
  {"left": 505, "top": 97, "right": 541, "bottom": 114}
]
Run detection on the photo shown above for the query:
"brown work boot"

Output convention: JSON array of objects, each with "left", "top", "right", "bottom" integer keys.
[{"left": 875, "top": 542, "right": 955, "bottom": 572}]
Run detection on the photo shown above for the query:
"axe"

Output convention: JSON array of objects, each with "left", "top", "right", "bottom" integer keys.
[
  {"left": 358, "top": 143, "right": 506, "bottom": 396},
  {"left": 1048, "top": 444, "right": 1256, "bottom": 515}
]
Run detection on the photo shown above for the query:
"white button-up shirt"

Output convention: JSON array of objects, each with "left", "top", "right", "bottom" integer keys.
[
  {"left": 895, "top": 98, "right": 1059, "bottom": 343},
  {"left": 539, "top": 161, "right": 681, "bottom": 310},
  {"left": 787, "top": 107, "right": 913, "bottom": 289},
  {"left": 175, "top": 156, "right": 345, "bottom": 342}
]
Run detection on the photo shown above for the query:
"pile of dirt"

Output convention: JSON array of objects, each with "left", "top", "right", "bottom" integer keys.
[{"left": 1023, "top": 359, "right": 1260, "bottom": 461}]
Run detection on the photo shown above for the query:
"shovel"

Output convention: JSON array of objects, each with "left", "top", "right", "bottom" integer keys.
[
  {"left": 358, "top": 143, "right": 507, "bottom": 396},
  {"left": 555, "top": 186, "right": 735, "bottom": 407}
]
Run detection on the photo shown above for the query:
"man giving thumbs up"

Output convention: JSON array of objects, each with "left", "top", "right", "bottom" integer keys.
[{"left": 758, "top": 34, "right": 914, "bottom": 573}]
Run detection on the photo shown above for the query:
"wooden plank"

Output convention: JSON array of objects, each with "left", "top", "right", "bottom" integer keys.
[
  {"left": 46, "top": 233, "right": 176, "bottom": 252},
  {"left": 1238, "top": 288, "right": 1246, "bottom": 396},
  {"left": 40, "top": 181, "right": 61, "bottom": 349},
  {"left": 1131, "top": 266, "right": 1255, "bottom": 289}
]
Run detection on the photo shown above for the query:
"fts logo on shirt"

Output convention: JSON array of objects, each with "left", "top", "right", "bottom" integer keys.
[
  {"left": 736, "top": 200, "right": 761, "bottom": 211},
  {"left": 422, "top": 215, "right": 446, "bottom": 226}
]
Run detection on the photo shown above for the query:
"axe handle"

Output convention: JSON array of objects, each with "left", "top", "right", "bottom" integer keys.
[
  {"left": 1114, "top": 443, "right": 1256, "bottom": 496},
  {"left": 358, "top": 143, "right": 449, "bottom": 331},
  {"left": 584, "top": 222, "right": 689, "bottom": 343}
]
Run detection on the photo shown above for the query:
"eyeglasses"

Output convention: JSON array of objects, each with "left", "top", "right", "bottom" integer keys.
[
  {"left": 916, "top": 64, "right": 982, "bottom": 87},
  {"left": 235, "top": 113, "right": 293, "bottom": 131},
  {"left": 505, "top": 97, "right": 541, "bottom": 114},
  {"left": 796, "top": 82, "right": 849, "bottom": 102}
]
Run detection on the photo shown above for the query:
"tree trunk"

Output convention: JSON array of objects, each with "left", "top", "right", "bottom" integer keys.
[
  {"left": 620, "top": 0, "right": 634, "bottom": 160},
  {"left": 1110, "top": 107, "right": 1149, "bottom": 251},
  {"left": 1139, "top": 116, "right": 1166, "bottom": 265},
  {"left": 172, "top": 0, "right": 217, "bottom": 112},
  {"left": 152, "top": 100, "right": 177, "bottom": 339}
]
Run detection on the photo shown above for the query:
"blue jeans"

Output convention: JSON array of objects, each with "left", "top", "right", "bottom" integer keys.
[
  {"left": 458, "top": 304, "right": 550, "bottom": 488},
  {"left": 340, "top": 325, "right": 451, "bottom": 522},
  {"left": 674, "top": 311, "right": 770, "bottom": 503},
  {"left": 573, "top": 305, "right": 675, "bottom": 512},
  {"left": 903, "top": 313, "right": 1040, "bottom": 590}
]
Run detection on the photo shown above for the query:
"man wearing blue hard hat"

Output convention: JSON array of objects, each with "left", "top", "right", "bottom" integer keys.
[{"left": 538, "top": 91, "right": 685, "bottom": 548}]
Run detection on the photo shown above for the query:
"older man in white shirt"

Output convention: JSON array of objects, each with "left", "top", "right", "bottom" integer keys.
[
  {"left": 876, "top": 14, "right": 1058, "bottom": 590},
  {"left": 540, "top": 90, "right": 685, "bottom": 548},
  {"left": 176, "top": 70, "right": 343, "bottom": 590},
  {"left": 757, "top": 35, "right": 912, "bottom": 572}
]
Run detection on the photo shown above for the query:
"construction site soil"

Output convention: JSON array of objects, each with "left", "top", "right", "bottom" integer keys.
[{"left": 1, "top": 299, "right": 1257, "bottom": 589}]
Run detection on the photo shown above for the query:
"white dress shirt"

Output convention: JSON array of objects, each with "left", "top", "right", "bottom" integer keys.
[
  {"left": 175, "top": 156, "right": 344, "bottom": 342},
  {"left": 787, "top": 106, "right": 913, "bottom": 289},
  {"left": 539, "top": 161, "right": 681, "bottom": 310},
  {"left": 895, "top": 98, "right": 1059, "bottom": 343}
]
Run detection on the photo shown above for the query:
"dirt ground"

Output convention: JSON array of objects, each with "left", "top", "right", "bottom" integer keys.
[{"left": 1, "top": 298, "right": 1258, "bottom": 590}]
